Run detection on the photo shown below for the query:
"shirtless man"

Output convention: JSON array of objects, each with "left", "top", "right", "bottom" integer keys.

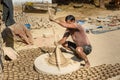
[{"left": 50, "top": 15, "right": 92, "bottom": 67}]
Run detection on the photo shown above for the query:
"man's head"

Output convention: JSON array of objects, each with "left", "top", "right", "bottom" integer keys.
[{"left": 65, "top": 15, "right": 75, "bottom": 23}]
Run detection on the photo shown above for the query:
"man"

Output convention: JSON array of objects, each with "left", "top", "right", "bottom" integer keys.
[
  {"left": 1, "top": 0, "right": 15, "bottom": 27},
  {"left": 50, "top": 15, "right": 92, "bottom": 67}
]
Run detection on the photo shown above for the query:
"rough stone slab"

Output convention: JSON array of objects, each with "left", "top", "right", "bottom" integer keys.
[{"left": 3, "top": 47, "right": 18, "bottom": 60}]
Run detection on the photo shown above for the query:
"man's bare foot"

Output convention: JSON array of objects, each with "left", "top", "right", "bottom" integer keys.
[
  {"left": 85, "top": 62, "right": 90, "bottom": 68},
  {"left": 80, "top": 63, "right": 90, "bottom": 68}
]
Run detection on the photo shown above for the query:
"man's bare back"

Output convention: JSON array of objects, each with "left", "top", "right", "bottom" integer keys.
[{"left": 67, "top": 23, "right": 91, "bottom": 47}]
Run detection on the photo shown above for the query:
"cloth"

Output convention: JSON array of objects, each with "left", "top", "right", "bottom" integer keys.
[
  {"left": 67, "top": 41, "right": 92, "bottom": 55},
  {"left": 2, "top": 0, "right": 15, "bottom": 27}
]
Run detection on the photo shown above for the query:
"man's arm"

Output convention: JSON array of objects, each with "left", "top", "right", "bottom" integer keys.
[
  {"left": 49, "top": 17, "right": 77, "bottom": 29},
  {"left": 58, "top": 29, "right": 70, "bottom": 45},
  {"left": 57, "top": 21, "right": 77, "bottom": 29}
]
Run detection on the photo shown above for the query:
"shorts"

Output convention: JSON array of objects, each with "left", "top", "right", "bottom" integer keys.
[{"left": 67, "top": 41, "right": 92, "bottom": 55}]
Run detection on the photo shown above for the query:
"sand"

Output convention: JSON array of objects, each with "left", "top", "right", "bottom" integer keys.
[{"left": 88, "top": 30, "right": 120, "bottom": 66}]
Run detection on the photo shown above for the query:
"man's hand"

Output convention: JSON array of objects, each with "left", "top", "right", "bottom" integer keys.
[
  {"left": 49, "top": 15, "right": 55, "bottom": 21},
  {"left": 54, "top": 41, "right": 60, "bottom": 46},
  {"left": 48, "top": 7, "right": 55, "bottom": 21},
  {"left": 49, "top": 16, "right": 60, "bottom": 24}
]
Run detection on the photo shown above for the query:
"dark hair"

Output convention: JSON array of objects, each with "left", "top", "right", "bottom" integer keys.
[{"left": 65, "top": 15, "right": 75, "bottom": 22}]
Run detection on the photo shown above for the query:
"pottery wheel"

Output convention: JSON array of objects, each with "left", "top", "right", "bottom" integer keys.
[{"left": 34, "top": 46, "right": 82, "bottom": 75}]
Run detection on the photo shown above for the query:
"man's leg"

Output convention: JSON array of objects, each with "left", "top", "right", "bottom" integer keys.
[
  {"left": 60, "top": 41, "right": 80, "bottom": 57},
  {"left": 62, "top": 41, "right": 90, "bottom": 67},
  {"left": 62, "top": 41, "right": 70, "bottom": 50},
  {"left": 61, "top": 41, "right": 77, "bottom": 51},
  {"left": 76, "top": 47, "right": 90, "bottom": 67}
]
